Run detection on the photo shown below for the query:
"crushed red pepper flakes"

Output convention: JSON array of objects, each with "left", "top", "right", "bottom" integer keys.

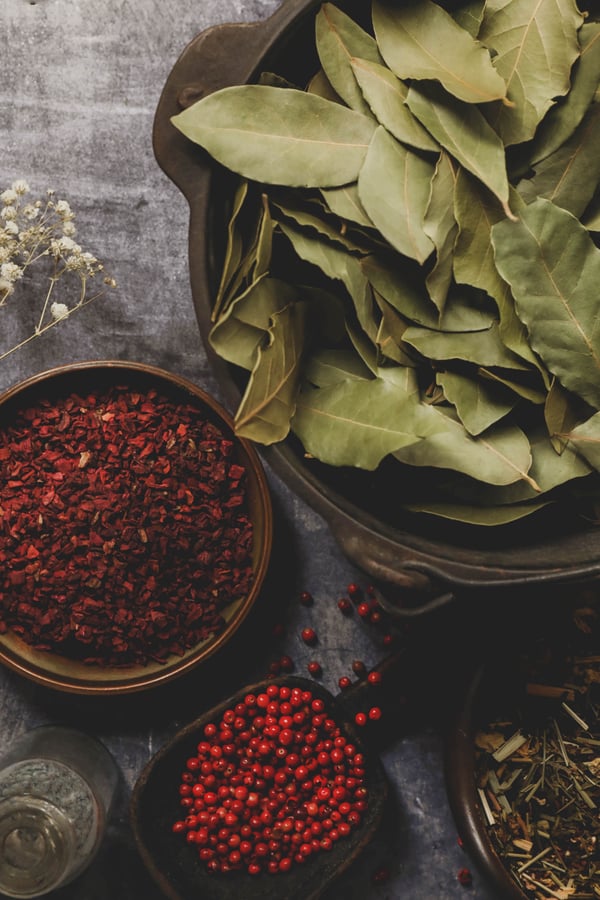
[{"left": 0, "top": 384, "right": 255, "bottom": 667}]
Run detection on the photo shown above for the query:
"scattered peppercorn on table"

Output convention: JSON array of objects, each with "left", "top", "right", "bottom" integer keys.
[{"left": 3, "top": 1, "right": 596, "bottom": 899}]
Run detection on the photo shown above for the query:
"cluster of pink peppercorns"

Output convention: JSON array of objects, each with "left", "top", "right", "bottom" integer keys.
[{"left": 172, "top": 682, "right": 368, "bottom": 875}]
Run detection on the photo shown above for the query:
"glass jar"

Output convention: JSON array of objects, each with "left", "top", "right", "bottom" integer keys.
[{"left": 0, "top": 726, "right": 118, "bottom": 898}]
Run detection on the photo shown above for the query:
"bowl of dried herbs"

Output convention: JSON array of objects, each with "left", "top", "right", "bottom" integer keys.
[
  {"left": 0, "top": 360, "right": 272, "bottom": 694},
  {"left": 446, "top": 598, "right": 600, "bottom": 899},
  {"left": 153, "top": 0, "right": 600, "bottom": 598}
]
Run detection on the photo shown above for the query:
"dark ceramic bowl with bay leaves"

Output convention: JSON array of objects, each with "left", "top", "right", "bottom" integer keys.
[
  {"left": 153, "top": 0, "right": 600, "bottom": 610},
  {"left": 0, "top": 360, "right": 272, "bottom": 695}
]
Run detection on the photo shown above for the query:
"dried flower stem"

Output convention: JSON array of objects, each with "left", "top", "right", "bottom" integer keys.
[{"left": 0, "top": 180, "right": 116, "bottom": 360}]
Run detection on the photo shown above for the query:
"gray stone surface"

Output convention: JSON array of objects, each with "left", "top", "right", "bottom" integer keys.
[{"left": 0, "top": 1, "right": 498, "bottom": 897}]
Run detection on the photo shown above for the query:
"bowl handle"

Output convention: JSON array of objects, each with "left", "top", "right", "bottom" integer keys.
[{"left": 153, "top": 2, "right": 320, "bottom": 199}]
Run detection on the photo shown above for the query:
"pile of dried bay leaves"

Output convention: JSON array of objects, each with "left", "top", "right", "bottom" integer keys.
[{"left": 172, "top": 0, "right": 600, "bottom": 527}]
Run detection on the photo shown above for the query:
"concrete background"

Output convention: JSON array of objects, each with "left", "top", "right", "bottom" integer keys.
[{"left": 0, "top": 1, "right": 499, "bottom": 897}]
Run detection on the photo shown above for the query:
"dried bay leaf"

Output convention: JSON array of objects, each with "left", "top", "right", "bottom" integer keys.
[
  {"left": 492, "top": 198, "right": 600, "bottom": 410},
  {"left": 372, "top": 0, "right": 507, "bottom": 105},
  {"left": 403, "top": 323, "right": 529, "bottom": 369},
  {"left": 376, "top": 317, "right": 415, "bottom": 365},
  {"left": 518, "top": 103, "right": 600, "bottom": 218},
  {"left": 357, "top": 126, "right": 435, "bottom": 264},
  {"left": 215, "top": 197, "right": 275, "bottom": 324},
  {"left": 172, "top": 85, "right": 376, "bottom": 188},
  {"left": 544, "top": 378, "right": 588, "bottom": 453},
  {"left": 402, "top": 498, "right": 548, "bottom": 525},
  {"left": 304, "top": 349, "right": 373, "bottom": 388},
  {"left": 292, "top": 366, "right": 441, "bottom": 469},
  {"left": 350, "top": 57, "right": 439, "bottom": 152},
  {"left": 315, "top": 3, "right": 383, "bottom": 115},
  {"left": 362, "top": 254, "right": 495, "bottom": 332},
  {"left": 583, "top": 191, "right": 600, "bottom": 233},
  {"left": 423, "top": 152, "right": 458, "bottom": 313},
  {"left": 479, "top": 0, "right": 584, "bottom": 146},
  {"left": 451, "top": 0, "right": 486, "bottom": 37},
  {"left": 393, "top": 407, "right": 539, "bottom": 489},
  {"left": 321, "top": 183, "right": 374, "bottom": 228},
  {"left": 345, "top": 318, "right": 379, "bottom": 374},
  {"left": 529, "top": 22, "right": 600, "bottom": 166},
  {"left": 276, "top": 221, "right": 374, "bottom": 336},
  {"left": 436, "top": 369, "right": 517, "bottom": 435},
  {"left": 270, "top": 197, "right": 371, "bottom": 254},
  {"left": 212, "top": 178, "right": 249, "bottom": 322},
  {"left": 209, "top": 276, "right": 296, "bottom": 371},
  {"left": 406, "top": 82, "right": 515, "bottom": 219},
  {"left": 564, "top": 412, "right": 600, "bottom": 470},
  {"left": 453, "top": 171, "right": 546, "bottom": 373},
  {"left": 374, "top": 292, "right": 417, "bottom": 366},
  {"left": 436, "top": 425, "right": 591, "bottom": 506},
  {"left": 478, "top": 368, "right": 546, "bottom": 405},
  {"left": 307, "top": 68, "right": 344, "bottom": 103},
  {"left": 234, "top": 302, "right": 307, "bottom": 444}
]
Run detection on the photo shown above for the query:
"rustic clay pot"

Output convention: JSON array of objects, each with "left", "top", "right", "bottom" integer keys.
[{"left": 153, "top": 0, "right": 600, "bottom": 607}]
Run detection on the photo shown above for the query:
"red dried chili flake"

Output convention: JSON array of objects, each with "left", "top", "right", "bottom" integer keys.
[
  {"left": 0, "top": 384, "right": 255, "bottom": 667},
  {"left": 457, "top": 867, "right": 472, "bottom": 886}
]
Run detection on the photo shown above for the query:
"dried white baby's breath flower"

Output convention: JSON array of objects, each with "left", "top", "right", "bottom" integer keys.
[
  {"left": 1, "top": 189, "right": 18, "bottom": 205},
  {"left": 55, "top": 200, "right": 74, "bottom": 221},
  {"left": 0, "top": 181, "right": 117, "bottom": 361},
  {"left": 11, "top": 180, "right": 30, "bottom": 195},
  {"left": 50, "top": 302, "right": 70, "bottom": 320}
]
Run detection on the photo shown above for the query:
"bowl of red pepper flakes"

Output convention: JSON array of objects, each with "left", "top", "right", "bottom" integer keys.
[{"left": 0, "top": 360, "right": 272, "bottom": 695}]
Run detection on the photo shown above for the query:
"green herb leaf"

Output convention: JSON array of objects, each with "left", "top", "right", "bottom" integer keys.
[
  {"left": 451, "top": 0, "right": 486, "bottom": 37},
  {"left": 209, "top": 276, "right": 296, "bottom": 371},
  {"left": 271, "top": 197, "right": 371, "bottom": 254},
  {"left": 518, "top": 103, "right": 600, "bottom": 218},
  {"left": 357, "top": 126, "right": 435, "bottom": 263},
  {"left": 478, "top": 368, "right": 546, "bottom": 405},
  {"left": 453, "top": 170, "right": 542, "bottom": 370},
  {"left": 212, "top": 179, "right": 250, "bottom": 322},
  {"left": 564, "top": 411, "right": 600, "bottom": 470},
  {"left": 315, "top": 3, "right": 383, "bottom": 114},
  {"left": 372, "top": 0, "right": 507, "bottom": 104},
  {"left": 172, "top": 85, "right": 376, "bottom": 187},
  {"left": 479, "top": 0, "right": 584, "bottom": 146},
  {"left": 350, "top": 57, "right": 439, "bottom": 152},
  {"left": 304, "top": 349, "right": 373, "bottom": 388},
  {"left": 544, "top": 378, "right": 587, "bottom": 453},
  {"left": 436, "top": 369, "right": 517, "bottom": 435},
  {"left": 529, "top": 23, "right": 600, "bottom": 166},
  {"left": 320, "top": 183, "right": 374, "bottom": 228},
  {"left": 406, "top": 82, "right": 515, "bottom": 219},
  {"left": 234, "top": 302, "right": 307, "bottom": 443},
  {"left": 403, "top": 323, "right": 529, "bottom": 369},
  {"left": 402, "top": 498, "right": 548, "bottom": 525},
  {"left": 292, "top": 366, "right": 441, "bottom": 469},
  {"left": 362, "top": 253, "right": 495, "bottom": 332},
  {"left": 306, "top": 68, "right": 344, "bottom": 103},
  {"left": 583, "top": 191, "right": 600, "bottom": 233},
  {"left": 393, "top": 407, "right": 538, "bottom": 488},
  {"left": 492, "top": 198, "right": 600, "bottom": 410},
  {"left": 423, "top": 152, "right": 458, "bottom": 313}
]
